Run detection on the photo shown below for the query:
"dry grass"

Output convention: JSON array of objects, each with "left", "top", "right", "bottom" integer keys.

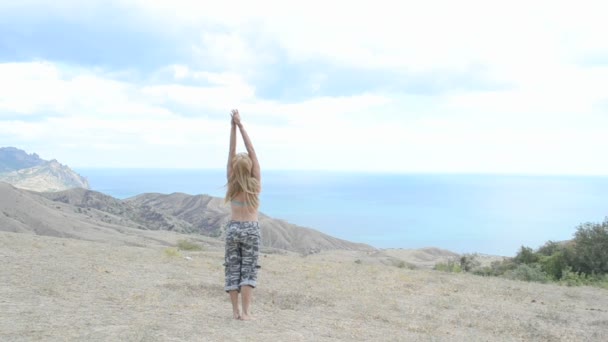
[
  {"left": 1, "top": 231, "right": 607, "bottom": 341},
  {"left": 163, "top": 247, "right": 182, "bottom": 258},
  {"left": 176, "top": 239, "right": 203, "bottom": 251}
]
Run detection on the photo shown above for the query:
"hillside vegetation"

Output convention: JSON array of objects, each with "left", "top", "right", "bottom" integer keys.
[{"left": 436, "top": 218, "right": 608, "bottom": 289}]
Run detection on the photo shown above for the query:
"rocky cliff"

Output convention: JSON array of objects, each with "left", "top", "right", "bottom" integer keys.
[
  {"left": 0, "top": 147, "right": 45, "bottom": 172},
  {"left": 0, "top": 148, "right": 89, "bottom": 192}
]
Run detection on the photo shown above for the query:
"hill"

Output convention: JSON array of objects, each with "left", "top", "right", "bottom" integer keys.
[
  {"left": 3, "top": 183, "right": 373, "bottom": 254},
  {"left": 0, "top": 147, "right": 89, "bottom": 192},
  {"left": 127, "top": 192, "right": 374, "bottom": 253},
  {"left": 0, "top": 182, "right": 199, "bottom": 247}
]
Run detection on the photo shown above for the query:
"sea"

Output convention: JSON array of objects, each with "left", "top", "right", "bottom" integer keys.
[{"left": 76, "top": 168, "right": 608, "bottom": 256}]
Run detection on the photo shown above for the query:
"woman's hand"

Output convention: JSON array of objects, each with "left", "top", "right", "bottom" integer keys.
[{"left": 230, "top": 109, "right": 241, "bottom": 126}]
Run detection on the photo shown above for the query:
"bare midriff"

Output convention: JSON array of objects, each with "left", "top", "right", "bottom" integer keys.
[{"left": 230, "top": 193, "right": 259, "bottom": 222}]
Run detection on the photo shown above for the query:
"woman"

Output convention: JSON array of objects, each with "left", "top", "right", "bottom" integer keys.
[{"left": 224, "top": 109, "right": 262, "bottom": 321}]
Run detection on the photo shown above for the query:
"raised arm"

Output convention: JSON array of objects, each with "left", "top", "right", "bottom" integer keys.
[
  {"left": 227, "top": 112, "right": 237, "bottom": 179},
  {"left": 232, "top": 110, "right": 261, "bottom": 182}
]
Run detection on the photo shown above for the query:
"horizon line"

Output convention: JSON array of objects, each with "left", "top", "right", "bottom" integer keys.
[{"left": 72, "top": 166, "right": 608, "bottom": 178}]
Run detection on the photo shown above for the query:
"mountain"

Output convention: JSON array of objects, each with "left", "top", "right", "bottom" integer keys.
[
  {"left": 125, "top": 192, "right": 228, "bottom": 234},
  {"left": 0, "top": 182, "right": 179, "bottom": 247},
  {"left": 0, "top": 160, "right": 90, "bottom": 192},
  {"left": 39, "top": 188, "right": 194, "bottom": 233},
  {"left": 0, "top": 147, "right": 45, "bottom": 172},
  {"left": 127, "top": 192, "right": 374, "bottom": 253},
  {"left": 0, "top": 147, "right": 89, "bottom": 192},
  {"left": 31, "top": 186, "right": 374, "bottom": 253}
]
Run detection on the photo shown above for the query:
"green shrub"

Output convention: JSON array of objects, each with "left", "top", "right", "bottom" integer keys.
[
  {"left": 539, "top": 251, "right": 568, "bottom": 280},
  {"left": 176, "top": 239, "right": 202, "bottom": 251},
  {"left": 491, "top": 258, "right": 517, "bottom": 276},
  {"left": 514, "top": 246, "right": 539, "bottom": 265},
  {"left": 571, "top": 219, "right": 608, "bottom": 276},
  {"left": 595, "top": 275, "right": 608, "bottom": 289},
  {"left": 392, "top": 260, "right": 415, "bottom": 269},
  {"left": 472, "top": 266, "right": 493, "bottom": 277},
  {"left": 560, "top": 267, "right": 588, "bottom": 286},
  {"left": 460, "top": 253, "right": 481, "bottom": 272},
  {"left": 472, "top": 258, "right": 517, "bottom": 277},
  {"left": 559, "top": 267, "right": 608, "bottom": 288},
  {"left": 468, "top": 218, "right": 608, "bottom": 287},
  {"left": 537, "top": 240, "right": 561, "bottom": 256},
  {"left": 504, "top": 263, "right": 549, "bottom": 283},
  {"left": 164, "top": 248, "right": 182, "bottom": 258},
  {"left": 434, "top": 258, "right": 462, "bottom": 273},
  {"left": 391, "top": 259, "right": 416, "bottom": 270}
]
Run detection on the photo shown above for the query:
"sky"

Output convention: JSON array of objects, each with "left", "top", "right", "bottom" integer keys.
[{"left": 1, "top": 0, "right": 607, "bottom": 174}]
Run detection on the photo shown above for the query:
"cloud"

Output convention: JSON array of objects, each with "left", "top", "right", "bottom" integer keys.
[
  {"left": 1, "top": 1, "right": 607, "bottom": 174},
  {"left": 1, "top": 58, "right": 608, "bottom": 174},
  {"left": 141, "top": 67, "right": 257, "bottom": 115},
  {"left": 0, "top": 62, "right": 170, "bottom": 119}
]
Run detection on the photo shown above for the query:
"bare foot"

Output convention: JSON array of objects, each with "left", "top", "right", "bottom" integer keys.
[
  {"left": 233, "top": 311, "right": 241, "bottom": 320},
  {"left": 240, "top": 313, "right": 255, "bottom": 321}
]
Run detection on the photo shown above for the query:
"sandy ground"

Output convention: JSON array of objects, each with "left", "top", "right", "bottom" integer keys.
[{"left": 1, "top": 231, "right": 607, "bottom": 342}]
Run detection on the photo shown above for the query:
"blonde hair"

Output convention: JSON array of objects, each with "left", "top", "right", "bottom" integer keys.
[{"left": 225, "top": 153, "right": 260, "bottom": 209}]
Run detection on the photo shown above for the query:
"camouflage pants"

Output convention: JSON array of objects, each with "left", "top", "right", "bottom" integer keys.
[{"left": 224, "top": 221, "right": 261, "bottom": 292}]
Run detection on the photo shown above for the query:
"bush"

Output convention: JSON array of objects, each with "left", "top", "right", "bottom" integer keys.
[
  {"left": 559, "top": 267, "right": 588, "bottom": 286},
  {"left": 392, "top": 260, "right": 415, "bottom": 269},
  {"left": 514, "top": 246, "right": 539, "bottom": 265},
  {"left": 177, "top": 239, "right": 203, "bottom": 251},
  {"left": 492, "top": 258, "right": 518, "bottom": 275},
  {"left": 434, "top": 258, "right": 462, "bottom": 273},
  {"left": 164, "top": 248, "right": 182, "bottom": 258},
  {"left": 465, "top": 218, "right": 608, "bottom": 287},
  {"left": 559, "top": 267, "right": 608, "bottom": 288},
  {"left": 472, "top": 266, "right": 493, "bottom": 277},
  {"left": 504, "top": 263, "right": 549, "bottom": 283},
  {"left": 571, "top": 219, "right": 608, "bottom": 276},
  {"left": 460, "top": 253, "right": 481, "bottom": 272},
  {"left": 473, "top": 258, "right": 517, "bottom": 277},
  {"left": 539, "top": 251, "right": 568, "bottom": 280},
  {"left": 537, "top": 240, "right": 561, "bottom": 256},
  {"left": 594, "top": 275, "right": 608, "bottom": 289}
]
